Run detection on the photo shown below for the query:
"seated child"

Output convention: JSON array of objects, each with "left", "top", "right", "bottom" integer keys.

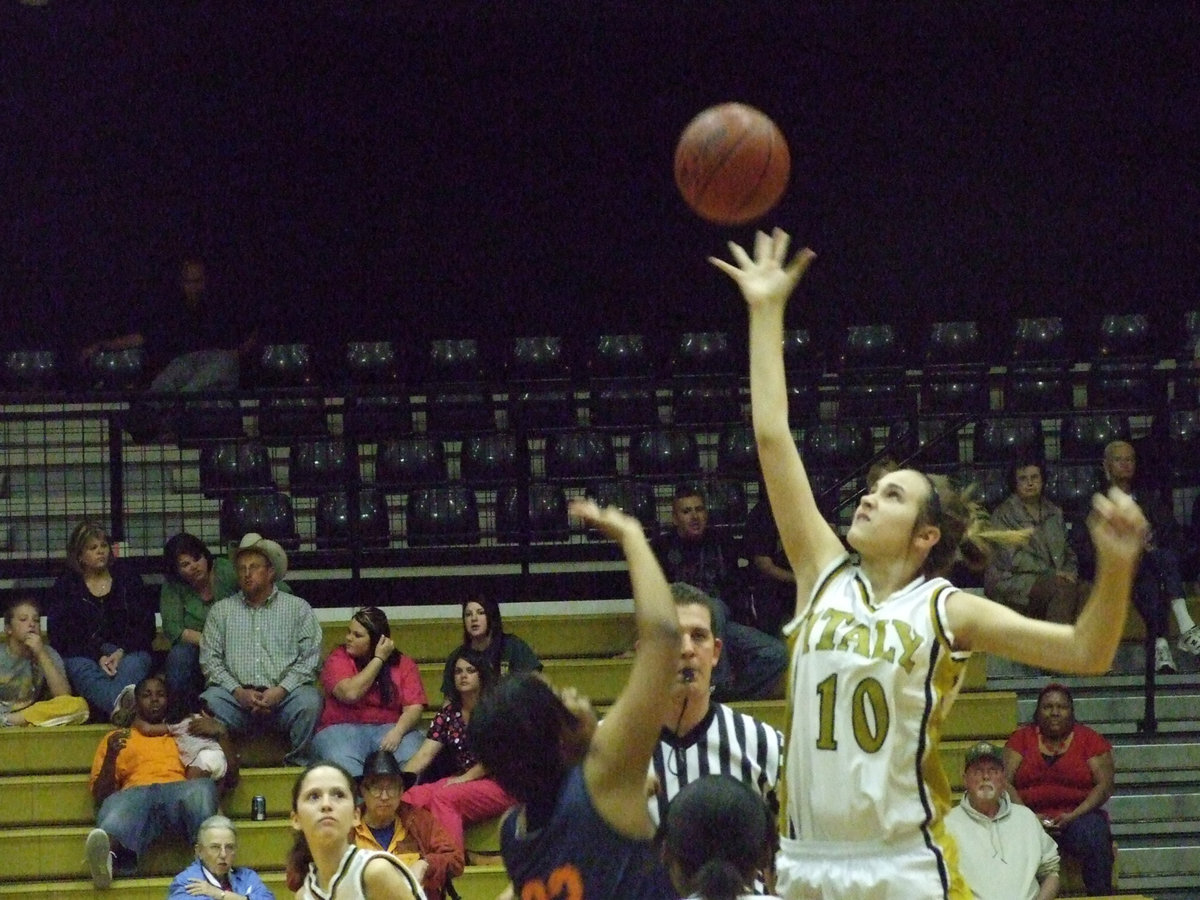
[{"left": 135, "top": 711, "right": 230, "bottom": 780}]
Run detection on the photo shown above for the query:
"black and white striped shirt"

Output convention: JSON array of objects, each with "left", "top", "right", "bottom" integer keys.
[{"left": 649, "top": 701, "right": 783, "bottom": 827}]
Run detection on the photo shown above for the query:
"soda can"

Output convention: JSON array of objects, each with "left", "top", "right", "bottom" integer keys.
[{"left": 252, "top": 795, "right": 267, "bottom": 821}]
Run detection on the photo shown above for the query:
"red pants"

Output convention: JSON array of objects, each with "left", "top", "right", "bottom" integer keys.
[{"left": 403, "top": 775, "right": 515, "bottom": 852}]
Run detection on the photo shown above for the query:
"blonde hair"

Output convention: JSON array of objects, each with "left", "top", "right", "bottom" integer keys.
[
  {"left": 65, "top": 521, "right": 110, "bottom": 575},
  {"left": 916, "top": 473, "right": 1030, "bottom": 578}
]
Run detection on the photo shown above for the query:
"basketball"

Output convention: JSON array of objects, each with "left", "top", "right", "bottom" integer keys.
[{"left": 674, "top": 102, "right": 790, "bottom": 226}]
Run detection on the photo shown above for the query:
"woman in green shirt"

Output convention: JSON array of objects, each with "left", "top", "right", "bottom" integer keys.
[{"left": 160, "top": 533, "right": 239, "bottom": 718}]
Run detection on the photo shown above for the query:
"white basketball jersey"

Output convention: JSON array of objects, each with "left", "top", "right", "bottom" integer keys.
[{"left": 780, "top": 553, "right": 969, "bottom": 846}]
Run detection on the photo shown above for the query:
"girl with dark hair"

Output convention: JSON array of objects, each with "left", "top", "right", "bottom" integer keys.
[
  {"left": 658, "top": 775, "right": 777, "bottom": 900},
  {"left": 47, "top": 521, "right": 155, "bottom": 724},
  {"left": 286, "top": 761, "right": 422, "bottom": 899},
  {"left": 400, "top": 647, "right": 513, "bottom": 856},
  {"left": 312, "top": 607, "right": 428, "bottom": 775},
  {"left": 469, "top": 499, "right": 679, "bottom": 899},
  {"left": 159, "top": 532, "right": 235, "bottom": 717},
  {"left": 438, "top": 594, "right": 541, "bottom": 699},
  {"left": 1003, "top": 683, "right": 1116, "bottom": 894},
  {"left": 715, "top": 229, "right": 1148, "bottom": 899}
]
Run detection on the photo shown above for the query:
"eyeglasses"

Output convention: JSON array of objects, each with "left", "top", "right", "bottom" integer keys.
[{"left": 362, "top": 781, "right": 402, "bottom": 798}]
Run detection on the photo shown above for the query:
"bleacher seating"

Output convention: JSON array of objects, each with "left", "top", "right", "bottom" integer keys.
[
  {"left": 0, "top": 317, "right": 1193, "bottom": 575},
  {"left": 0, "top": 610, "right": 1012, "bottom": 899}
]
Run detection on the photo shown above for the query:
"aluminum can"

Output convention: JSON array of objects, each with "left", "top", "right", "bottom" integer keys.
[{"left": 252, "top": 795, "right": 267, "bottom": 821}]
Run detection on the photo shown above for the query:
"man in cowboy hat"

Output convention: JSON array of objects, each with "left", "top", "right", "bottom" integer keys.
[{"left": 199, "top": 534, "right": 323, "bottom": 765}]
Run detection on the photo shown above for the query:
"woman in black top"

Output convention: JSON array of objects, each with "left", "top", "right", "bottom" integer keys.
[{"left": 46, "top": 522, "right": 155, "bottom": 723}]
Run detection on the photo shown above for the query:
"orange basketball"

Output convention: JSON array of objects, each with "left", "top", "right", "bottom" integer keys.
[{"left": 674, "top": 102, "right": 790, "bottom": 226}]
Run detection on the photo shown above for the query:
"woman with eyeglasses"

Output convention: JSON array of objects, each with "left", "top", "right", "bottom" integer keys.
[{"left": 311, "top": 607, "right": 428, "bottom": 777}]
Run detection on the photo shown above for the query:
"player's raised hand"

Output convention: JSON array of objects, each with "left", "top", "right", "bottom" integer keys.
[
  {"left": 709, "top": 227, "right": 815, "bottom": 310},
  {"left": 1088, "top": 487, "right": 1148, "bottom": 568},
  {"left": 568, "top": 497, "right": 643, "bottom": 543}
]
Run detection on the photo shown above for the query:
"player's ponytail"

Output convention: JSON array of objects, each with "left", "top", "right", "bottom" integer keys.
[
  {"left": 918, "top": 474, "right": 1031, "bottom": 578},
  {"left": 657, "top": 775, "right": 775, "bottom": 900}
]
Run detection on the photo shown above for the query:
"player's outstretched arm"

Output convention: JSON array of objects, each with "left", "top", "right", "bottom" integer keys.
[
  {"left": 711, "top": 229, "right": 842, "bottom": 606},
  {"left": 949, "top": 488, "right": 1146, "bottom": 674},
  {"left": 569, "top": 498, "right": 681, "bottom": 837}
]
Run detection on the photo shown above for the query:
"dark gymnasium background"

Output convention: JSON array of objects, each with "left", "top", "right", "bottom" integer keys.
[{"left": 2, "top": 2, "right": 1197, "bottom": 365}]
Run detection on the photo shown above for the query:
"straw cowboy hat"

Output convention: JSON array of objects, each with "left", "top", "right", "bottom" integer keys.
[{"left": 234, "top": 533, "right": 288, "bottom": 581}]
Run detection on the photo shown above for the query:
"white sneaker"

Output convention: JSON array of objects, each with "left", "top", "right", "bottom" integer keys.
[
  {"left": 1178, "top": 624, "right": 1200, "bottom": 657},
  {"left": 1155, "top": 639, "right": 1177, "bottom": 675},
  {"left": 85, "top": 827, "right": 113, "bottom": 889},
  {"left": 110, "top": 684, "right": 136, "bottom": 726}
]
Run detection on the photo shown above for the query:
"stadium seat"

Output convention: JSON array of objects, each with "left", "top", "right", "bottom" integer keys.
[
  {"left": 220, "top": 491, "right": 300, "bottom": 547},
  {"left": 837, "top": 324, "right": 911, "bottom": 417},
  {"left": 258, "top": 343, "right": 316, "bottom": 387},
  {"left": 375, "top": 437, "right": 447, "bottom": 490},
  {"left": 258, "top": 398, "right": 328, "bottom": 440},
  {"left": 507, "top": 335, "right": 576, "bottom": 431},
  {"left": 1059, "top": 413, "right": 1130, "bottom": 462},
  {"left": 406, "top": 485, "right": 480, "bottom": 546},
  {"left": 495, "top": 483, "right": 570, "bottom": 543},
  {"left": 200, "top": 441, "right": 275, "bottom": 497},
  {"left": 460, "top": 432, "right": 520, "bottom": 487},
  {"left": 973, "top": 416, "right": 1044, "bottom": 465},
  {"left": 177, "top": 400, "right": 246, "bottom": 444},
  {"left": 885, "top": 418, "right": 962, "bottom": 468},
  {"left": 545, "top": 430, "right": 617, "bottom": 482},
  {"left": 3, "top": 350, "right": 59, "bottom": 391},
  {"left": 802, "top": 423, "right": 873, "bottom": 476},
  {"left": 289, "top": 439, "right": 352, "bottom": 495},
  {"left": 628, "top": 428, "right": 700, "bottom": 479},
  {"left": 425, "top": 339, "right": 495, "bottom": 434},
  {"left": 88, "top": 348, "right": 146, "bottom": 390},
  {"left": 1088, "top": 313, "right": 1160, "bottom": 410},
  {"left": 782, "top": 328, "right": 820, "bottom": 420},
  {"left": 342, "top": 394, "right": 413, "bottom": 440},
  {"left": 587, "top": 479, "right": 658, "bottom": 532},
  {"left": 315, "top": 488, "right": 391, "bottom": 548},
  {"left": 344, "top": 341, "right": 400, "bottom": 385},
  {"left": 1005, "top": 317, "right": 1073, "bottom": 412},
  {"left": 922, "top": 321, "right": 989, "bottom": 413},
  {"left": 716, "top": 423, "right": 759, "bottom": 479},
  {"left": 587, "top": 333, "right": 660, "bottom": 429},
  {"left": 702, "top": 478, "right": 748, "bottom": 533},
  {"left": 1046, "top": 463, "right": 1103, "bottom": 519}
]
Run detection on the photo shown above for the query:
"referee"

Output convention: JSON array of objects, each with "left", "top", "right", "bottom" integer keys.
[{"left": 649, "top": 583, "right": 783, "bottom": 829}]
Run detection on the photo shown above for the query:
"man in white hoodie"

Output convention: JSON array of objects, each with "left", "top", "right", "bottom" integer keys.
[{"left": 945, "top": 741, "right": 1060, "bottom": 900}]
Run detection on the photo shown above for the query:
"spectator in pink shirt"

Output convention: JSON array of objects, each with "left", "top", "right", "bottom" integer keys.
[{"left": 311, "top": 607, "right": 427, "bottom": 777}]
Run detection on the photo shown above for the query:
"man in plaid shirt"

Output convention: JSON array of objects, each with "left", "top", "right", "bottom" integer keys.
[{"left": 200, "top": 534, "right": 323, "bottom": 766}]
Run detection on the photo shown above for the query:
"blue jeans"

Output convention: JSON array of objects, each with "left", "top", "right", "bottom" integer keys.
[
  {"left": 163, "top": 642, "right": 204, "bottom": 718},
  {"left": 97, "top": 778, "right": 218, "bottom": 856},
  {"left": 1134, "top": 546, "right": 1184, "bottom": 640},
  {"left": 1055, "top": 809, "right": 1113, "bottom": 895},
  {"left": 63, "top": 651, "right": 152, "bottom": 721},
  {"left": 201, "top": 683, "right": 322, "bottom": 766},
  {"left": 310, "top": 722, "right": 426, "bottom": 777},
  {"left": 710, "top": 597, "right": 788, "bottom": 701}
]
